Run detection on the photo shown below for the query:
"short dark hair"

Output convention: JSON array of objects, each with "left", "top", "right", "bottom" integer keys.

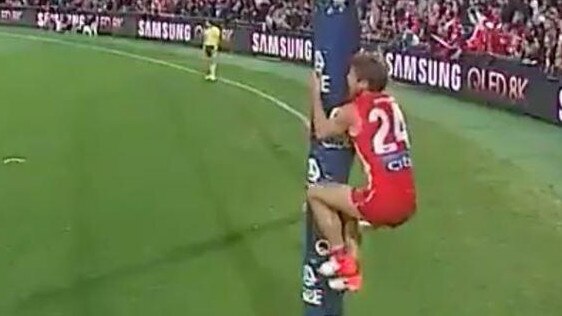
[{"left": 350, "top": 53, "right": 388, "bottom": 92}]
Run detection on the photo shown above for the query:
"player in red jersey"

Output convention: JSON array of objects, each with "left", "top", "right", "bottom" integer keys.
[{"left": 307, "top": 53, "right": 417, "bottom": 291}]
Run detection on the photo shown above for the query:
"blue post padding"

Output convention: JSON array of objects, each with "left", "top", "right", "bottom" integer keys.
[{"left": 301, "top": 1, "right": 360, "bottom": 316}]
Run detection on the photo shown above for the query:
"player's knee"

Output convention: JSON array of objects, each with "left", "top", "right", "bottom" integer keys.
[{"left": 306, "top": 186, "right": 321, "bottom": 201}]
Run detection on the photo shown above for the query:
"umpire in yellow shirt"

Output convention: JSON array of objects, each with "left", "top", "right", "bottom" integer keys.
[{"left": 203, "top": 21, "right": 221, "bottom": 81}]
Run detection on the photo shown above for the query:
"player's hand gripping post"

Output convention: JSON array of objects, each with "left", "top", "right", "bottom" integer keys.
[{"left": 309, "top": 72, "right": 353, "bottom": 140}]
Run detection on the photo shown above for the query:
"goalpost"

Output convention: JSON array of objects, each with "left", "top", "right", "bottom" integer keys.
[{"left": 302, "top": 0, "right": 361, "bottom": 315}]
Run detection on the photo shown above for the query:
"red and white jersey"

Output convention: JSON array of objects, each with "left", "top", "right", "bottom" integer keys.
[{"left": 348, "top": 91, "right": 415, "bottom": 195}]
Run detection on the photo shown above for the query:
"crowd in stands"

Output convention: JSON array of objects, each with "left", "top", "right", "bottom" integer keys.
[
  {"left": 2, "top": 0, "right": 562, "bottom": 74},
  {"left": 365, "top": 0, "right": 562, "bottom": 75},
  {"left": 1, "top": 0, "right": 314, "bottom": 30}
]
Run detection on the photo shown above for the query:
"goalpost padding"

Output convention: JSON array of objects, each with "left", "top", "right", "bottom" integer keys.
[{"left": 302, "top": 1, "right": 360, "bottom": 315}]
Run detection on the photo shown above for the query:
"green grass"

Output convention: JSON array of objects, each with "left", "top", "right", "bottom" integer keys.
[{"left": 0, "top": 27, "right": 561, "bottom": 316}]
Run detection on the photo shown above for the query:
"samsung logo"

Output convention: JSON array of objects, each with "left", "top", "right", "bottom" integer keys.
[
  {"left": 385, "top": 52, "right": 462, "bottom": 92},
  {"left": 138, "top": 20, "right": 191, "bottom": 42},
  {"left": 251, "top": 32, "right": 313, "bottom": 63}
]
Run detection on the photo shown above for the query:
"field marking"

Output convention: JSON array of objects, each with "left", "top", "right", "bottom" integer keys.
[
  {"left": 0, "top": 31, "right": 309, "bottom": 126},
  {"left": 3, "top": 157, "right": 26, "bottom": 164},
  {"left": 0, "top": 32, "right": 372, "bottom": 226}
]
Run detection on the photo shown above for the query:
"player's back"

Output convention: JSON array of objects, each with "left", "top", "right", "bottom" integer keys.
[{"left": 349, "top": 90, "right": 415, "bottom": 196}]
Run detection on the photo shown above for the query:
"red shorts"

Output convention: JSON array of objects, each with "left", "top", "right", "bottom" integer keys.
[{"left": 351, "top": 186, "right": 416, "bottom": 227}]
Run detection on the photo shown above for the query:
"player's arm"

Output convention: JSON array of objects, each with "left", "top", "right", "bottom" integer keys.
[{"left": 309, "top": 72, "right": 353, "bottom": 140}]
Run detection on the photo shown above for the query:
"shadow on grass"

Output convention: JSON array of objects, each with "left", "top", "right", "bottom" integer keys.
[{"left": 15, "top": 214, "right": 301, "bottom": 314}]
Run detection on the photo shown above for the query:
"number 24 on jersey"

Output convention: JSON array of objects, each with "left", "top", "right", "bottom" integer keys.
[{"left": 369, "top": 101, "right": 411, "bottom": 155}]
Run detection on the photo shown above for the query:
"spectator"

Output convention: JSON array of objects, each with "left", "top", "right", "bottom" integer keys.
[
  {"left": 3, "top": 0, "right": 561, "bottom": 77},
  {"left": 555, "top": 33, "right": 562, "bottom": 76}
]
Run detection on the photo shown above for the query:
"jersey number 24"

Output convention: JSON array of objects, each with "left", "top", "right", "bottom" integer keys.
[{"left": 368, "top": 102, "right": 411, "bottom": 155}]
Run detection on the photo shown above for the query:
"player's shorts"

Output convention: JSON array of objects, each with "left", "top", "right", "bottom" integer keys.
[
  {"left": 351, "top": 186, "right": 416, "bottom": 227},
  {"left": 204, "top": 45, "right": 217, "bottom": 58}
]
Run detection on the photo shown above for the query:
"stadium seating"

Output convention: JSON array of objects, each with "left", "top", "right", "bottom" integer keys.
[{"left": 3, "top": 0, "right": 560, "bottom": 74}]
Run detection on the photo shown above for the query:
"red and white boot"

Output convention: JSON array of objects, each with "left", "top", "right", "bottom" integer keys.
[
  {"left": 318, "top": 246, "right": 358, "bottom": 275},
  {"left": 318, "top": 246, "right": 362, "bottom": 292}
]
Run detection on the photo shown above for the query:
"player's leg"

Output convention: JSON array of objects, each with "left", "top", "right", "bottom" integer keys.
[
  {"left": 307, "top": 184, "right": 363, "bottom": 277},
  {"left": 209, "top": 47, "right": 218, "bottom": 80},
  {"left": 307, "top": 183, "right": 363, "bottom": 222},
  {"left": 308, "top": 193, "right": 346, "bottom": 251},
  {"left": 204, "top": 46, "right": 218, "bottom": 81},
  {"left": 338, "top": 214, "right": 363, "bottom": 291},
  {"left": 342, "top": 214, "right": 361, "bottom": 259},
  {"left": 204, "top": 46, "right": 212, "bottom": 80},
  {"left": 307, "top": 183, "right": 364, "bottom": 253}
]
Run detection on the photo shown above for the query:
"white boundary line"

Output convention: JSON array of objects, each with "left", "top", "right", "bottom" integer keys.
[
  {"left": 0, "top": 31, "right": 309, "bottom": 126},
  {"left": 1, "top": 31, "right": 371, "bottom": 225}
]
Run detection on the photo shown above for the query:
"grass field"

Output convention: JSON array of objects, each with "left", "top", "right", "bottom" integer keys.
[{"left": 1, "top": 27, "right": 562, "bottom": 316}]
